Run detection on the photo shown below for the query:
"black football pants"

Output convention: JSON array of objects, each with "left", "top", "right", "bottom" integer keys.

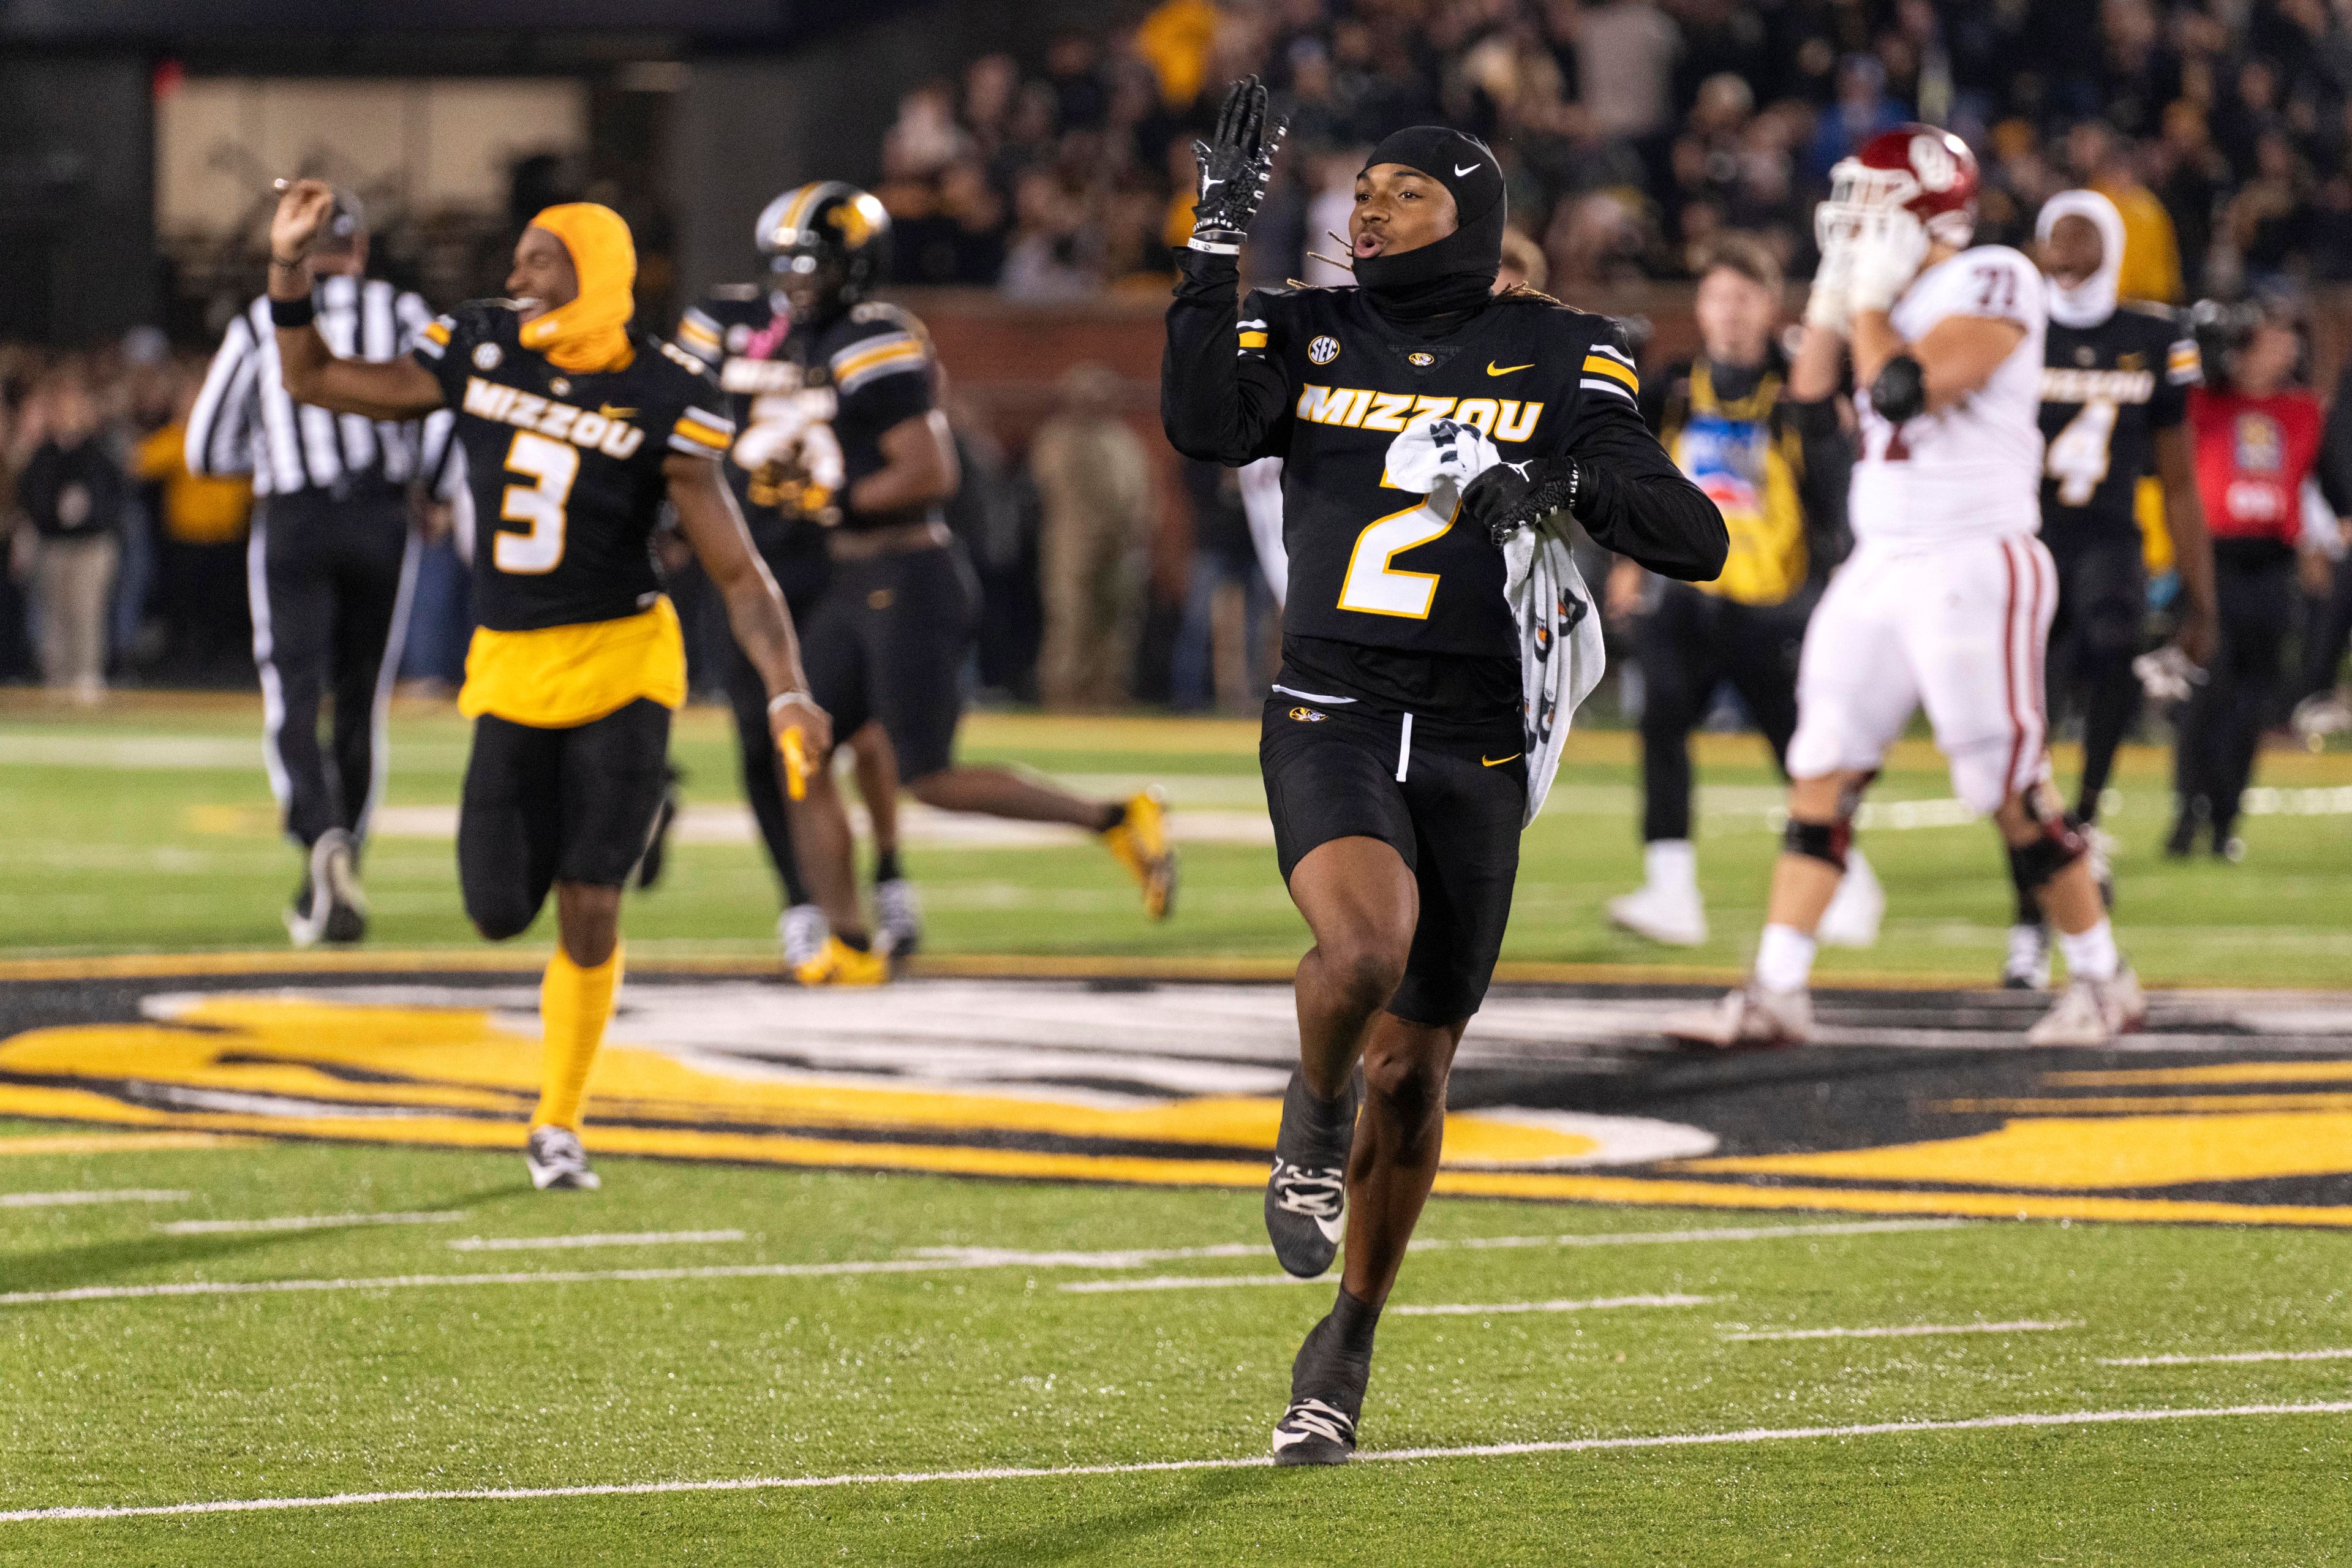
[
  {"left": 2175, "top": 553, "right": 2294, "bottom": 842},
  {"left": 248, "top": 490, "right": 417, "bottom": 851},
  {"left": 1632, "top": 581, "right": 1810, "bottom": 844}
]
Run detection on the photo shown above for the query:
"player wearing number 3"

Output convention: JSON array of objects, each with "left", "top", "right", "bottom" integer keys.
[
  {"left": 258, "top": 179, "right": 830, "bottom": 1193},
  {"left": 1667, "top": 126, "right": 2144, "bottom": 1052},
  {"left": 1164, "top": 81, "right": 1725, "bottom": 1465}
]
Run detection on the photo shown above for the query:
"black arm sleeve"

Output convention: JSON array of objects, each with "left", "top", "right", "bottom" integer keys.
[
  {"left": 1559, "top": 389, "right": 1728, "bottom": 582},
  {"left": 1784, "top": 394, "right": 1853, "bottom": 573},
  {"left": 1161, "top": 250, "right": 1295, "bottom": 466}
]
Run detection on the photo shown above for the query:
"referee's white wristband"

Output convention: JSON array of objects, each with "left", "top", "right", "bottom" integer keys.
[{"left": 766, "top": 690, "right": 812, "bottom": 715}]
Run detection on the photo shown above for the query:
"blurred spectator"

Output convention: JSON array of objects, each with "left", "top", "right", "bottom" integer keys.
[
  {"left": 134, "top": 360, "right": 252, "bottom": 682},
  {"left": 11, "top": 369, "right": 126, "bottom": 703},
  {"left": 1002, "top": 170, "right": 1102, "bottom": 300},
  {"left": 2171, "top": 300, "right": 2337, "bottom": 858},
  {"left": 1809, "top": 55, "right": 1904, "bottom": 178},
  {"left": 1171, "top": 458, "right": 1273, "bottom": 712},
  {"left": 1574, "top": 0, "right": 1683, "bottom": 141},
  {"left": 1030, "top": 364, "right": 1153, "bottom": 708},
  {"left": 2068, "top": 119, "right": 2184, "bottom": 303}
]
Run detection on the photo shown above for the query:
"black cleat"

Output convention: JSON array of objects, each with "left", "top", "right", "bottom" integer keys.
[
  {"left": 1271, "top": 1310, "right": 1373, "bottom": 1466},
  {"left": 1265, "top": 1070, "right": 1359, "bottom": 1278},
  {"left": 314, "top": 828, "right": 368, "bottom": 944}
]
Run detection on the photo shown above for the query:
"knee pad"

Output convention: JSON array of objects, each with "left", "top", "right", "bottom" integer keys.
[
  {"left": 1783, "top": 816, "right": 1851, "bottom": 873},
  {"left": 2007, "top": 782, "right": 2087, "bottom": 892}
]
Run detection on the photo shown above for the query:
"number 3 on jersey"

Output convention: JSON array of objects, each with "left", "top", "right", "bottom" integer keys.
[{"left": 496, "top": 430, "right": 578, "bottom": 574}]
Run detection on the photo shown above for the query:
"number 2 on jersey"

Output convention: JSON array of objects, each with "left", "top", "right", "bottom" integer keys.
[
  {"left": 1338, "top": 499, "right": 1452, "bottom": 618},
  {"left": 496, "top": 430, "right": 578, "bottom": 574},
  {"left": 2045, "top": 398, "right": 2117, "bottom": 506}
]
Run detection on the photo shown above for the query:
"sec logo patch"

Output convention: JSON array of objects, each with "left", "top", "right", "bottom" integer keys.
[
  {"left": 1288, "top": 706, "right": 1327, "bottom": 723},
  {"left": 472, "top": 342, "right": 503, "bottom": 371},
  {"left": 1308, "top": 335, "right": 1341, "bottom": 366}
]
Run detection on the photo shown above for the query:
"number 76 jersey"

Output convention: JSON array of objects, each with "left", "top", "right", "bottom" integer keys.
[
  {"left": 1850, "top": 246, "right": 2048, "bottom": 549},
  {"left": 413, "top": 299, "right": 734, "bottom": 631}
]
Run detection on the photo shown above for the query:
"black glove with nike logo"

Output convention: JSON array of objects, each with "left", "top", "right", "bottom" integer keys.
[
  {"left": 1460, "top": 455, "right": 1583, "bottom": 546},
  {"left": 1189, "top": 75, "right": 1287, "bottom": 256}
]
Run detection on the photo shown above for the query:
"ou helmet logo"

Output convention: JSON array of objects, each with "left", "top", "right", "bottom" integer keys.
[{"left": 1910, "top": 133, "right": 1958, "bottom": 192}]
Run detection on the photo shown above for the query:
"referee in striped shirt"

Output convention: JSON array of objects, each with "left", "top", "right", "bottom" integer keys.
[{"left": 186, "top": 189, "right": 439, "bottom": 946}]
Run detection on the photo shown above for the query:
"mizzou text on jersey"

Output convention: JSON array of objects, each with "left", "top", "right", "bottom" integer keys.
[{"left": 2038, "top": 301, "right": 2198, "bottom": 545}]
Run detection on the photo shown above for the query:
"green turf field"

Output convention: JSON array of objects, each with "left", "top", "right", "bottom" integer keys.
[
  {"left": 2, "top": 695, "right": 2350, "bottom": 985},
  {"left": 3, "top": 1122, "right": 2350, "bottom": 1564}
]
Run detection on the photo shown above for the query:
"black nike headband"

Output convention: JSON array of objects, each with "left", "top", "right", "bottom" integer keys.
[{"left": 1354, "top": 126, "right": 1507, "bottom": 304}]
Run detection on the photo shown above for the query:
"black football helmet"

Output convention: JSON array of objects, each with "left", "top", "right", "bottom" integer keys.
[{"left": 756, "top": 181, "right": 892, "bottom": 326}]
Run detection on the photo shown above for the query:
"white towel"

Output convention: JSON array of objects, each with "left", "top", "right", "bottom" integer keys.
[{"left": 1385, "top": 415, "right": 1606, "bottom": 827}]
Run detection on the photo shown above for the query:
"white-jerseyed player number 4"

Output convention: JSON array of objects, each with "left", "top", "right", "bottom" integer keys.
[
  {"left": 497, "top": 430, "right": 578, "bottom": 573},
  {"left": 2046, "top": 398, "right": 2117, "bottom": 506}
]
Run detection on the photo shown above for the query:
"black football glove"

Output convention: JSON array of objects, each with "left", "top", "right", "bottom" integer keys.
[
  {"left": 1460, "top": 455, "right": 1583, "bottom": 546},
  {"left": 1189, "top": 75, "right": 1287, "bottom": 255}
]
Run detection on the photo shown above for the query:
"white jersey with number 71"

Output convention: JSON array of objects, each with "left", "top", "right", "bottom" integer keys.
[{"left": 1850, "top": 245, "right": 2048, "bottom": 549}]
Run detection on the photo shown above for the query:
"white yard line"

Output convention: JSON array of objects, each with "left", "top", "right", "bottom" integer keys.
[
  {"left": 1, "top": 1189, "right": 187, "bottom": 1210},
  {"left": 2102, "top": 1347, "right": 2352, "bottom": 1367},
  {"left": 447, "top": 1230, "right": 747, "bottom": 1253},
  {"left": 4, "top": 1401, "right": 2346, "bottom": 1525},
  {"left": 1725, "top": 1319, "right": 2081, "bottom": 1343},
  {"left": 923, "top": 1219, "right": 1970, "bottom": 1273},
  {"left": 1060, "top": 1273, "right": 1319, "bottom": 1294},
  {"left": 155, "top": 1212, "right": 464, "bottom": 1236},
  {"left": 0, "top": 1218, "right": 1975, "bottom": 1310},
  {"left": 1390, "top": 1293, "right": 1718, "bottom": 1317}
]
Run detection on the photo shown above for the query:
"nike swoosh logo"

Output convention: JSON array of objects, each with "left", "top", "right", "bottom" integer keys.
[
  {"left": 1482, "top": 753, "right": 1521, "bottom": 767},
  {"left": 1313, "top": 1212, "right": 1345, "bottom": 1243},
  {"left": 1454, "top": 162, "right": 1479, "bottom": 177},
  {"left": 1200, "top": 177, "right": 1225, "bottom": 189},
  {"left": 1487, "top": 361, "right": 1532, "bottom": 376},
  {"left": 600, "top": 405, "right": 637, "bottom": 418},
  {"left": 1271, "top": 1428, "right": 1316, "bottom": 1450}
]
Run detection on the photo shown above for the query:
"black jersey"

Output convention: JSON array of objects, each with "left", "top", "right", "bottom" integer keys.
[
  {"left": 675, "top": 285, "right": 829, "bottom": 556},
  {"left": 415, "top": 300, "right": 732, "bottom": 632},
  {"left": 2038, "top": 301, "right": 2199, "bottom": 546},
  {"left": 681, "top": 296, "right": 941, "bottom": 535},
  {"left": 1164, "top": 254, "right": 1722, "bottom": 676}
]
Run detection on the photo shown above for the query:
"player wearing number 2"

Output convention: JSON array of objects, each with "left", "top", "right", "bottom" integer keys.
[
  {"left": 259, "top": 179, "right": 830, "bottom": 1193},
  {"left": 1164, "top": 80, "right": 1725, "bottom": 1465},
  {"left": 1666, "top": 126, "right": 2144, "bottom": 1051},
  {"left": 1997, "top": 190, "right": 2217, "bottom": 989}
]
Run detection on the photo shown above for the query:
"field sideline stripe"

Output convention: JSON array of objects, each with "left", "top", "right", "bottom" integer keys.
[
  {"left": 156, "top": 1212, "right": 463, "bottom": 1236},
  {"left": 1, "top": 1189, "right": 187, "bottom": 1209},
  {"left": 1390, "top": 1292, "right": 1717, "bottom": 1317},
  {"left": 1724, "top": 1319, "right": 2080, "bottom": 1342},
  {"left": 446, "top": 1229, "right": 747, "bottom": 1253},
  {"left": 6, "top": 1402, "right": 2348, "bottom": 1524}
]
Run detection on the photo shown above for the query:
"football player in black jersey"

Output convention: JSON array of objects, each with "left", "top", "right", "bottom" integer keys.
[
  {"left": 1164, "top": 81, "right": 1725, "bottom": 1466},
  {"left": 677, "top": 243, "right": 918, "bottom": 971},
  {"left": 750, "top": 182, "right": 1177, "bottom": 987},
  {"left": 2001, "top": 191, "right": 2218, "bottom": 989},
  {"left": 262, "top": 179, "right": 829, "bottom": 1192}
]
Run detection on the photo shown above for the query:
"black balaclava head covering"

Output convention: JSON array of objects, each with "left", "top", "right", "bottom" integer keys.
[{"left": 1353, "top": 126, "right": 1507, "bottom": 327}]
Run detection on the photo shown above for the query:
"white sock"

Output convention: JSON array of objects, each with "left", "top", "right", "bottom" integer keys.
[
  {"left": 2057, "top": 918, "right": 2120, "bottom": 982},
  {"left": 1645, "top": 839, "right": 1698, "bottom": 893},
  {"left": 1754, "top": 924, "right": 1817, "bottom": 992}
]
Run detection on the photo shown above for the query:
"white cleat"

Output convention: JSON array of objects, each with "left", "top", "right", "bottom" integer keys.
[
  {"left": 2001, "top": 923, "right": 2051, "bottom": 990},
  {"left": 1816, "top": 849, "right": 1883, "bottom": 948},
  {"left": 524, "top": 1125, "right": 602, "bottom": 1191},
  {"left": 875, "top": 877, "right": 924, "bottom": 957},
  {"left": 779, "top": 904, "right": 828, "bottom": 971},
  {"left": 1661, "top": 982, "right": 1814, "bottom": 1049},
  {"left": 1607, "top": 881, "right": 1708, "bottom": 946},
  {"left": 2025, "top": 969, "right": 2147, "bottom": 1047}
]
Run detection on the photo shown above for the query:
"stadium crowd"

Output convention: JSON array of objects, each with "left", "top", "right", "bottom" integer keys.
[{"left": 875, "top": 0, "right": 2352, "bottom": 311}]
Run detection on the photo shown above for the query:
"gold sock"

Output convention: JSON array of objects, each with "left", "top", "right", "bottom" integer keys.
[{"left": 532, "top": 943, "right": 622, "bottom": 1132}]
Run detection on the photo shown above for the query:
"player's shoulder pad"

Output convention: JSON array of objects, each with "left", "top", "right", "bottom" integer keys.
[
  {"left": 824, "top": 303, "right": 933, "bottom": 391},
  {"left": 1525, "top": 301, "right": 1642, "bottom": 406},
  {"left": 2119, "top": 298, "right": 2182, "bottom": 323},
  {"left": 636, "top": 328, "right": 725, "bottom": 394}
]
